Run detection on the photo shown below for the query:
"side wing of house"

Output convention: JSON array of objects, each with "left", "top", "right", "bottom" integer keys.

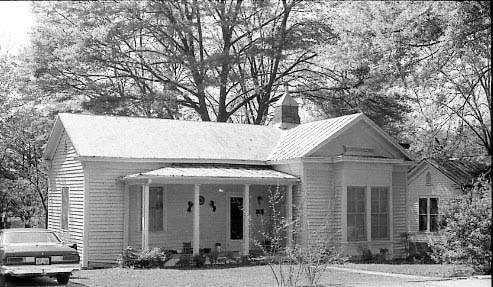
[
  {"left": 83, "top": 161, "right": 162, "bottom": 266},
  {"left": 277, "top": 118, "right": 412, "bottom": 258},
  {"left": 46, "top": 128, "right": 86, "bottom": 265},
  {"left": 407, "top": 163, "right": 462, "bottom": 242}
]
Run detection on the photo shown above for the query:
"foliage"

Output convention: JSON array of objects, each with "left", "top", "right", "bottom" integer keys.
[
  {"left": 117, "top": 246, "right": 170, "bottom": 269},
  {"left": 429, "top": 176, "right": 491, "bottom": 274},
  {"left": 0, "top": 54, "right": 54, "bottom": 227},
  {"left": 30, "top": 0, "right": 331, "bottom": 123},
  {"left": 316, "top": 1, "right": 491, "bottom": 156}
]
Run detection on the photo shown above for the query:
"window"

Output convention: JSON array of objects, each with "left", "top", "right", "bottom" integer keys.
[
  {"left": 230, "top": 197, "right": 243, "bottom": 240},
  {"left": 149, "top": 187, "right": 164, "bottom": 232},
  {"left": 419, "top": 197, "right": 439, "bottom": 232},
  {"left": 371, "top": 187, "right": 389, "bottom": 240},
  {"left": 347, "top": 186, "right": 366, "bottom": 241},
  {"left": 61, "top": 187, "right": 69, "bottom": 230},
  {"left": 425, "top": 171, "right": 432, "bottom": 186}
]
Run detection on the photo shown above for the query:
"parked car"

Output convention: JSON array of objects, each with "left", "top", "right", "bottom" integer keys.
[{"left": 0, "top": 228, "right": 80, "bottom": 286}]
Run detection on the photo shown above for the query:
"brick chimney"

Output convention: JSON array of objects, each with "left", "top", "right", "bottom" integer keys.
[{"left": 273, "top": 84, "right": 300, "bottom": 129}]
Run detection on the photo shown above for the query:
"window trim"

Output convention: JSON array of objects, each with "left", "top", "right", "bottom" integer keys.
[
  {"left": 418, "top": 197, "right": 439, "bottom": 233},
  {"left": 345, "top": 185, "right": 391, "bottom": 243},
  {"left": 425, "top": 171, "right": 432, "bottom": 186},
  {"left": 347, "top": 186, "right": 367, "bottom": 242},
  {"left": 370, "top": 187, "right": 389, "bottom": 240}
]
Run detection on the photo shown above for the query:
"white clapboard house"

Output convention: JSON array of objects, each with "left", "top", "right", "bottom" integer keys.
[
  {"left": 407, "top": 158, "right": 489, "bottom": 242},
  {"left": 43, "top": 92, "right": 413, "bottom": 267}
]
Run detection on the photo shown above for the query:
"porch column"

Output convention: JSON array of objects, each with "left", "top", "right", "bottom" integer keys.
[
  {"left": 286, "top": 185, "right": 293, "bottom": 248},
  {"left": 141, "top": 180, "right": 150, "bottom": 250},
  {"left": 193, "top": 184, "right": 200, "bottom": 255},
  {"left": 243, "top": 184, "right": 250, "bottom": 256}
]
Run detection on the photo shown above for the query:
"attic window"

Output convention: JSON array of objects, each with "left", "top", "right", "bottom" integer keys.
[{"left": 425, "top": 171, "right": 432, "bottom": 186}]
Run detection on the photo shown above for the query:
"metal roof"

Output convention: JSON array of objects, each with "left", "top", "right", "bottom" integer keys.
[
  {"left": 268, "top": 113, "right": 362, "bottom": 160},
  {"left": 409, "top": 158, "right": 490, "bottom": 186},
  {"left": 44, "top": 112, "right": 411, "bottom": 163},
  {"left": 123, "top": 165, "right": 299, "bottom": 183},
  {"left": 49, "top": 113, "right": 282, "bottom": 162}
]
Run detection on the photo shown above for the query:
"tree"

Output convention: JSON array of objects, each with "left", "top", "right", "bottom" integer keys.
[
  {"left": 0, "top": 54, "right": 52, "bottom": 227},
  {"left": 309, "top": 1, "right": 490, "bottom": 156},
  {"left": 31, "top": 0, "right": 329, "bottom": 123}
]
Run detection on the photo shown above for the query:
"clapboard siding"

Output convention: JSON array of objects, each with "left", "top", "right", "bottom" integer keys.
[
  {"left": 47, "top": 129, "right": 85, "bottom": 264},
  {"left": 303, "top": 163, "right": 340, "bottom": 244},
  {"left": 271, "top": 162, "right": 305, "bottom": 245},
  {"left": 392, "top": 165, "right": 408, "bottom": 257},
  {"left": 84, "top": 161, "right": 161, "bottom": 264},
  {"left": 407, "top": 164, "right": 461, "bottom": 242}
]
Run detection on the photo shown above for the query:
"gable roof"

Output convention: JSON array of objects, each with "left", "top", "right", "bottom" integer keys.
[
  {"left": 44, "top": 112, "right": 412, "bottom": 163},
  {"left": 409, "top": 158, "right": 490, "bottom": 186},
  {"left": 268, "top": 113, "right": 413, "bottom": 161},
  {"left": 43, "top": 113, "right": 282, "bottom": 163}
]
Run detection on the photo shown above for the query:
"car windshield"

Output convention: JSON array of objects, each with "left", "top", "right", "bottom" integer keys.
[{"left": 4, "top": 231, "right": 61, "bottom": 244}]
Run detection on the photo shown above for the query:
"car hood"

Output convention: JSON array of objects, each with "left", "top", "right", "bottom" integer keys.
[{"left": 3, "top": 244, "right": 78, "bottom": 257}]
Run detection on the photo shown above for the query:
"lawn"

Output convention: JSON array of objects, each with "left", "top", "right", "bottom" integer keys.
[
  {"left": 68, "top": 263, "right": 474, "bottom": 287},
  {"left": 341, "top": 263, "right": 475, "bottom": 278}
]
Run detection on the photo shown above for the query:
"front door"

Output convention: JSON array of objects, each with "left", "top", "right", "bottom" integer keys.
[{"left": 229, "top": 197, "right": 243, "bottom": 251}]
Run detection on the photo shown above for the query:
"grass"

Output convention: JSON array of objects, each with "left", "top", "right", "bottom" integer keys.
[{"left": 68, "top": 263, "right": 478, "bottom": 287}]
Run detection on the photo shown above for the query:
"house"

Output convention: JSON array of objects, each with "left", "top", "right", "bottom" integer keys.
[
  {"left": 407, "top": 158, "right": 490, "bottom": 242},
  {"left": 43, "top": 92, "right": 414, "bottom": 267}
]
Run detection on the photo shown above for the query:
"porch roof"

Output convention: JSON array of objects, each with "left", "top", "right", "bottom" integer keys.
[{"left": 123, "top": 165, "right": 299, "bottom": 185}]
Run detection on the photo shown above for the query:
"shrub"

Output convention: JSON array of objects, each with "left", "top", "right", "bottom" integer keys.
[
  {"left": 429, "top": 176, "right": 491, "bottom": 274},
  {"left": 117, "top": 246, "right": 170, "bottom": 268}
]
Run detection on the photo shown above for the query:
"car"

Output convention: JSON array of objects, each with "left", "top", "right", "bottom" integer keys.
[{"left": 0, "top": 228, "right": 80, "bottom": 286}]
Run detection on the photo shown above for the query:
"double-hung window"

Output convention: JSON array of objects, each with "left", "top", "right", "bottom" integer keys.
[
  {"left": 61, "top": 187, "right": 69, "bottom": 230},
  {"left": 347, "top": 186, "right": 366, "bottom": 241},
  {"left": 371, "top": 187, "right": 389, "bottom": 240},
  {"left": 419, "top": 197, "right": 438, "bottom": 232},
  {"left": 347, "top": 186, "right": 390, "bottom": 242}
]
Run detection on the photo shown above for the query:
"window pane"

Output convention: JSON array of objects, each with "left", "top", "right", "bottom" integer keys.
[
  {"left": 419, "top": 215, "right": 427, "bottom": 231},
  {"left": 419, "top": 198, "right": 427, "bottom": 214},
  {"left": 430, "top": 198, "right": 438, "bottom": 215},
  {"left": 347, "top": 187, "right": 366, "bottom": 241},
  {"left": 430, "top": 215, "right": 438, "bottom": 232}
]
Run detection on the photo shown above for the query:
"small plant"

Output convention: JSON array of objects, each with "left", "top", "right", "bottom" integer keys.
[
  {"left": 117, "top": 246, "right": 170, "bottom": 268},
  {"left": 253, "top": 185, "right": 347, "bottom": 287}
]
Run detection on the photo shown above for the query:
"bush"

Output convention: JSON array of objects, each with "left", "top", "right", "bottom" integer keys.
[
  {"left": 429, "top": 176, "right": 491, "bottom": 274},
  {"left": 117, "top": 246, "right": 170, "bottom": 268}
]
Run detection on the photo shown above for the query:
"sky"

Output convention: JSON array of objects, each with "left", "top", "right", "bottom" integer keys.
[{"left": 0, "top": 1, "right": 35, "bottom": 55}]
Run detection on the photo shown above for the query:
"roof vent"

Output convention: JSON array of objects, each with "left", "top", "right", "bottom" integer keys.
[{"left": 273, "top": 84, "right": 300, "bottom": 129}]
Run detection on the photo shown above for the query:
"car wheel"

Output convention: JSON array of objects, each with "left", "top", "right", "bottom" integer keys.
[
  {"left": 56, "top": 273, "right": 71, "bottom": 285},
  {"left": 0, "top": 275, "right": 5, "bottom": 287}
]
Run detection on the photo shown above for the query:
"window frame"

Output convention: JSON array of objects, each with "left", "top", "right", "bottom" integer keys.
[
  {"left": 347, "top": 186, "right": 366, "bottom": 242},
  {"left": 418, "top": 197, "right": 439, "bottom": 232},
  {"left": 371, "top": 187, "right": 389, "bottom": 240}
]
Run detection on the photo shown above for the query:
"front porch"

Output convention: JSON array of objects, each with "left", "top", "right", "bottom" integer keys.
[{"left": 122, "top": 165, "right": 299, "bottom": 256}]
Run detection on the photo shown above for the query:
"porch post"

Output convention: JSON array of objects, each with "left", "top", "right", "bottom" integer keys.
[
  {"left": 243, "top": 184, "right": 250, "bottom": 256},
  {"left": 141, "top": 180, "right": 150, "bottom": 250},
  {"left": 193, "top": 184, "right": 200, "bottom": 255},
  {"left": 286, "top": 185, "right": 293, "bottom": 248}
]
